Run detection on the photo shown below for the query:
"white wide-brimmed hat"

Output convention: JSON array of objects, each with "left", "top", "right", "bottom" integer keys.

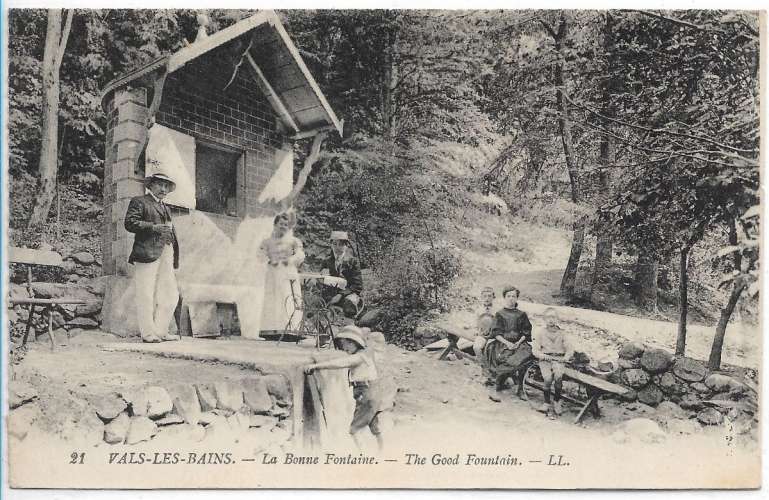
[
  {"left": 334, "top": 325, "right": 366, "bottom": 349},
  {"left": 145, "top": 172, "right": 176, "bottom": 192}
]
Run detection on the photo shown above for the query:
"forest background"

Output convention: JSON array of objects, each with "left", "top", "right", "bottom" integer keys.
[{"left": 5, "top": 9, "right": 761, "bottom": 370}]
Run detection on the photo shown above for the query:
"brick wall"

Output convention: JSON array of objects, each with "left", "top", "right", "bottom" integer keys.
[
  {"left": 102, "top": 53, "right": 291, "bottom": 277},
  {"left": 154, "top": 54, "right": 287, "bottom": 217}
]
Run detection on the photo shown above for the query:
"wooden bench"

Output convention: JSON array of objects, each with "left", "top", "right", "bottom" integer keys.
[
  {"left": 522, "top": 362, "right": 630, "bottom": 424},
  {"left": 8, "top": 246, "right": 88, "bottom": 351}
]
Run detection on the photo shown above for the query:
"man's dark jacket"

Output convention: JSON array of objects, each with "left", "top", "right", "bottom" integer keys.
[
  {"left": 124, "top": 194, "right": 180, "bottom": 269},
  {"left": 321, "top": 251, "right": 363, "bottom": 296}
]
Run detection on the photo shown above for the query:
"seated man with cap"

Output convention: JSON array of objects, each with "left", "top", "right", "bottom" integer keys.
[
  {"left": 124, "top": 171, "right": 180, "bottom": 343},
  {"left": 320, "top": 231, "right": 364, "bottom": 319}
]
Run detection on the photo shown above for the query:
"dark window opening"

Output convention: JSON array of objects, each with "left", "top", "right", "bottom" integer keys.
[{"left": 195, "top": 143, "right": 241, "bottom": 216}]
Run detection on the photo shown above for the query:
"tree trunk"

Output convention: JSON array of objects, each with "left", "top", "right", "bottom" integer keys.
[
  {"left": 560, "top": 217, "right": 586, "bottom": 299},
  {"left": 381, "top": 26, "right": 399, "bottom": 140},
  {"left": 675, "top": 246, "right": 690, "bottom": 356},
  {"left": 708, "top": 217, "right": 745, "bottom": 370},
  {"left": 590, "top": 12, "right": 617, "bottom": 304},
  {"left": 544, "top": 14, "right": 583, "bottom": 302},
  {"left": 634, "top": 249, "right": 658, "bottom": 313},
  {"left": 26, "top": 9, "right": 73, "bottom": 237},
  {"left": 708, "top": 278, "right": 747, "bottom": 370}
]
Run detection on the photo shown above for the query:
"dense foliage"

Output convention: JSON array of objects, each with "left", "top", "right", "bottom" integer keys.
[{"left": 7, "top": 9, "right": 760, "bottom": 359}]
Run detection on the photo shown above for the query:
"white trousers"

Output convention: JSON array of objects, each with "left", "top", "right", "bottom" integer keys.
[{"left": 133, "top": 245, "right": 179, "bottom": 339}]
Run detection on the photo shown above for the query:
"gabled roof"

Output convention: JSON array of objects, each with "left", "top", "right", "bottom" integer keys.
[{"left": 100, "top": 10, "right": 342, "bottom": 137}]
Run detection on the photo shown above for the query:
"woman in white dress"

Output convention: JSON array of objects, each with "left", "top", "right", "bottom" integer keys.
[{"left": 258, "top": 212, "right": 305, "bottom": 336}]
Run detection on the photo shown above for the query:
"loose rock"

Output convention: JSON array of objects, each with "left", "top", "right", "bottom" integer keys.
[
  {"left": 704, "top": 373, "right": 734, "bottom": 392},
  {"left": 618, "top": 358, "right": 641, "bottom": 370},
  {"left": 75, "top": 301, "right": 102, "bottom": 317},
  {"left": 672, "top": 357, "right": 708, "bottom": 382},
  {"left": 243, "top": 379, "right": 272, "bottom": 414},
  {"left": 618, "top": 342, "right": 645, "bottom": 360},
  {"left": 690, "top": 382, "right": 711, "bottom": 394},
  {"left": 640, "top": 349, "right": 674, "bottom": 374},
  {"left": 637, "top": 384, "right": 664, "bottom": 406},
  {"left": 214, "top": 381, "right": 244, "bottom": 412},
  {"left": 94, "top": 394, "right": 128, "bottom": 422},
  {"left": 125, "top": 416, "right": 158, "bottom": 444},
  {"left": 170, "top": 385, "right": 202, "bottom": 425},
  {"left": 656, "top": 372, "right": 686, "bottom": 396},
  {"left": 129, "top": 386, "right": 173, "bottom": 419},
  {"left": 72, "top": 252, "right": 96, "bottom": 265},
  {"left": 622, "top": 369, "right": 650, "bottom": 389},
  {"left": 195, "top": 384, "right": 218, "bottom": 412},
  {"left": 67, "top": 317, "right": 99, "bottom": 329},
  {"left": 655, "top": 401, "right": 688, "bottom": 420},
  {"left": 264, "top": 374, "right": 291, "bottom": 403},
  {"left": 104, "top": 413, "right": 131, "bottom": 444},
  {"left": 678, "top": 394, "right": 704, "bottom": 411}
]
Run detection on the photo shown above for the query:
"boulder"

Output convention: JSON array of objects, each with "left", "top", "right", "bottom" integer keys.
[
  {"left": 640, "top": 348, "right": 674, "bottom": 374},
  {"left": 357, "top": 308, "right": 384, "bottom": 328},
  {"left": 697, "top": 408, "right": 724, "bottom": 426},
  {"left": 8, "top": 381, "right": 38, "bottom": 409},
  {"left": 618, "top": 389, "right": 638, "bottom": 402},
  {"left": 672, "top": 357, "right": 708, "bottom": 382},
  {"left": 128, "top": 386, "right": 172, "bottom": 418},
  {"left": 67, "top": 317, "right": 99, "bottom": 329},
  {"left": 618, "top": 342, "right": 645, "bottom": 360},
  {"left": 195, "top": 384, "right": 218, "bottom": 412},
  {"left": 30, "top": 283, "right": 96, "bottom": 301},
  {"left": 704, "top": 373, "right": 740, "bottom": 393},
  {"left": 93, "top": 394, "right": 128, "bottom": 422},
  {"left": 249, "top": 415, "right": 278, "bottom": 429},
  {"left": 618, "top": 357, "right": 641, "bottom": 370},
  {"left": 678, "top": 393, "right": 704, "bottom": 411},
  {"left": 243, "top": 379, "right": 272, "bottom": 414},
  {"left": 72, "top": 252, "right": 96, "bottom": 265},
  {"left": 690, "top": 382, "right": 711, "bottom": 394},
  {"left": 104, "top": 413, "right": 131, "bottom": 444},
  {"left": 413, "top": 325, "right": 447, "bottom": 344},
  {"left": 170, "top": 385, "right": 202, "bottom": 425},
  {"left": 125, "top": 416, "right": 158, "bottom": 445},
  {"left": 75, "top": 301, "right": 102, "bottom": 317},
  {"left": 622, "top": 369, "right": 650, "bottom": 389},
  {"left": 264, "top": 375, "right": 291, "bottom": 403},
  {"left": 656, "top": 372, "right": 686, "bottom": 396},
  {"left": 637, "top": 384, "right": 664, "bottom": 406},
  {"left": 213, "top": 381, "right": 243, "bottom": 413}
]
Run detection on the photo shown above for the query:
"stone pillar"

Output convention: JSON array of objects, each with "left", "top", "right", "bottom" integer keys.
[{"left": 101, "top": 87, "right": 149, "bottom": 336}]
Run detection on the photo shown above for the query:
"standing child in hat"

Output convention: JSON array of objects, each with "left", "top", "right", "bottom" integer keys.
[{"left": 304, "top": 326, "right": 392, "bottom": 451}]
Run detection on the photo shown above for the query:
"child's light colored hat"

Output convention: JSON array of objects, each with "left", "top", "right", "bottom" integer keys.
[
  {"left": 335, "top": 325, "right": 366, "bottom": 349},
  {"left": 330, "top": 231, "right": 349, "bottom": 241}
]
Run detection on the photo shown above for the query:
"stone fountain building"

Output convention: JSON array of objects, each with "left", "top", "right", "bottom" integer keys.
[{"left": 98, "top": 11, "right": 342, "bottom": 337}]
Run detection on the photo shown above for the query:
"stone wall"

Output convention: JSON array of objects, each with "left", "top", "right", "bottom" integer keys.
[{"left": 611, "top": 342, "right": 757, "bottom": 427}]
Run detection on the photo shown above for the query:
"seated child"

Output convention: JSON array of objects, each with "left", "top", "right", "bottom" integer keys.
[
  {"left": 483, "top": 285, "right": 533, "bottom": 398},
  {"left": 532, "top": 307, "right": 574, "bottom": 419},
  {"left": 473, "top": 286, "right": 497, "bottom": 358},
  {"left": 304, "top": 325, "right": 392, "bottom": 450}
]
